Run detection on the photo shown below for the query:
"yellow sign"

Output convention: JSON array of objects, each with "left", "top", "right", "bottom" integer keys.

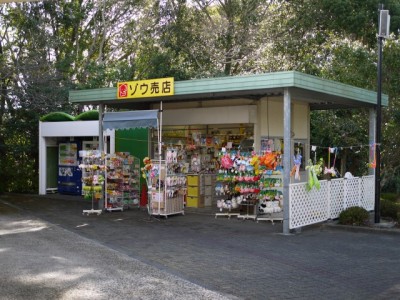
[{"left": 117, "top": 77, "right": 174, "bottom": 99}]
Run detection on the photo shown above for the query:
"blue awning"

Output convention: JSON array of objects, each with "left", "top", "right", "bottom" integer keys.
[{"left": 102, "top": 110, "right": 158, "bottom": 130}]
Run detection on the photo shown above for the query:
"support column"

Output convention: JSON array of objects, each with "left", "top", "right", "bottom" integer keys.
[
  {"left": 98, "top": 104, "right": 104, "bottom": 153},
  {"left": 253, "top": 99, "right": 262, "bottom": 152},
  {"left": 38, "top": 122, "right": 47, "bottom": 195},
  {"left": 98, "top": 104, "right": 104, "bottom": 210},
  {"left": 369, "top": 108, "right": 376, "bottom": 176},
  {"left": 283, "top": 88, "right": 291, "bottom": 235}
]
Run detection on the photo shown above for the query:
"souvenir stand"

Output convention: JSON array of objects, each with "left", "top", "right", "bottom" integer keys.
[
  {"left": 79, "top": 150, "right": 105, "bottom": 215},
  {"left": 104, "top": 152, "right": 141, "bottom": 212},
  {"left": 144, "top": 158, "right": 185, "bottom": 218},
  {"left": 215, "top": 149, "right": 261, "bottom": 219},
  {"left": 257, "top": 171, "right": 283, "bottom": 224},
  {"left": 254, "top": 141, "right": 284, "bottom": 224},
  {"left": 102, "top": 103, "right": 185, "bottom": 218},
  {"left": 214, "top": 140, "right": 284, "bottom": 222}
]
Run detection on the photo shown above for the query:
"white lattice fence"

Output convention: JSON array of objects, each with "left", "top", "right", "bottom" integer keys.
[
  {"left": 289, "top": 180, "right": 330, "bottom": 229},
  {"left": 360, "top": 175, "right": 375, "bottom": 210},
  {"left": 289, "top": 175, "right": 375, "bottom": 229},
  {"left": 344, "top": 177, "right": 361, "bottom": 208},
  {"left": 329, "top": 179, "right": 344, "bottom": 219}
]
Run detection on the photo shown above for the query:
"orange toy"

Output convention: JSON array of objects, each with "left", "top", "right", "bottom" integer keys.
[{"left": 260, "top": 152, "right": 277, "bottom": 170}]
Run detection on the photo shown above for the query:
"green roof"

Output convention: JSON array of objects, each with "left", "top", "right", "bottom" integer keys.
[{"left": 69, "top": 71, "right": 388, "bottom": 110}]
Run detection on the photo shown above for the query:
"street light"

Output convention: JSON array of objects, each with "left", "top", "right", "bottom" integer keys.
[{"left": 375, "top": 5, "right": 390, "bottom": 223}]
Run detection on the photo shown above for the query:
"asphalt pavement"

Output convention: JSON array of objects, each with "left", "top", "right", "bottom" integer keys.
[{"left": 1, "top": 193, "right": 400, "bottom": 300}]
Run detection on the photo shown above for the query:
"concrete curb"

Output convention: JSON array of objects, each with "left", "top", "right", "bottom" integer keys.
[{"left": 321, "top": 221, "right": 400, "bottom": 235}]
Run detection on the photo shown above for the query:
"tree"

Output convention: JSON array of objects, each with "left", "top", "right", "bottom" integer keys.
[{"left": 0, "top": 0, "right": 145, "bottom": 192}]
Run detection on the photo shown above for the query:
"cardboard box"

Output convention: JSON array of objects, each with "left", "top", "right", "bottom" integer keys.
[
  {"left": 186, "top": 196, "right": 204, "bottom": 208},
  {"left": 151, "top": 192, "right": 164, "bottom": 202},
  {"left": 151, "top": 201, "right": 165, "bottom": 209}
]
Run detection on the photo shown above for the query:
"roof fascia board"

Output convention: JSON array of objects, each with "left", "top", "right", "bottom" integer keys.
[
  {"left": 69, "top": 71, "right": 388, "bottom": 107},
  {"left": 69, "top": 72, "right": 294, "bottom": 104},
  {"left": 292, "top": 71, "right": 388, "bottom": 107}
]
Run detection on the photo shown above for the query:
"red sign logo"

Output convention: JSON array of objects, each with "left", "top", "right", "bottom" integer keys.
[{"left": 118, "top": 83, "right": 128, "bottom": 98}]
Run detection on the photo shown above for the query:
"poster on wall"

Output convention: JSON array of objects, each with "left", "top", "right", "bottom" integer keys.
[
  {"left": 59, "top": 143, "right": 78, "bottom": 166},
  {"left": 58, "top": 167, "right": 73, "bottom": 177},
  {"left": 260, "top": 137, "right": 284, "bottom": 153}
]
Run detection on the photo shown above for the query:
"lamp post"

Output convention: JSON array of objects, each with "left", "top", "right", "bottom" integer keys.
[{"left": 375, "top": 5, "right": 390, "bottom": 223}]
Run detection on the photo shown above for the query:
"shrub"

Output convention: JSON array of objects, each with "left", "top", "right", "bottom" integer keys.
[
  {"left": 74, "top": 110, "right": 99, "bottom": 121},
  {"left": 40, "top": 112, "right": 74, "bottom": 122},
  {"left": 381, "top": 193, "right": 399, "bottom": 203},
  {"left": 339, "top": 206, "right": 370, "bottom": 226},
  {"left": 380, "top": 199, "right": 400, "bottom": 220}
]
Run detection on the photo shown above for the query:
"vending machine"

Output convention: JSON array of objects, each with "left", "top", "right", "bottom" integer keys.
[{"left": 57, "top": 141, "right": 82, "bottom": 195}]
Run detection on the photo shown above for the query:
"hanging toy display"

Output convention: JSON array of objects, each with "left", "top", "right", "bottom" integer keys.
[
  {"left": 324, "top": 147, "right": 338, "bottom": 178},
  {"left": 260, "top": 151, "right": 278, "bottom": 170},
  {"left": 305, "top": 159, "right": 323, "bottom": 191},
  {"left": 290, "top": 148, "right": 302, "bottom": 181},
  {"left": 369, "top": 143, "right": 377, "bottom": 169},
  {"left": 220, "top": 153, "right": 234, "bottom": 169},
  {"left": 191, "top": 154, "right": 201, "bottom": 173}
]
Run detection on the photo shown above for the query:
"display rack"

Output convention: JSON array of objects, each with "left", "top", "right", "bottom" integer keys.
[
  {"left": 214, "top": 177, "right": 240, "bottom": 219},
  {"left": 148, "top": 159, "right": 185, "bottom": 218},
  {"left": 237, "top": 197, "right": 258, "bottom": 220},
  {"left": 257, "top": 173, "right": 284, "bottom": 224},
  {"left": 214, "top": 151, "right": 261, "bottom": 219},
  {"left": 215, "top": 197, "right": 240, "bottom": 219},
  {"left": 105, "top": 152, "right": 141, "bottom": 212},
  {"left": 80, "top": 140, "right": 100, "bottom": 194},
  {"left": 79, "top": 150, "right": 104, "bottom": 215},
  {"left": 201, "top": 174, "right": 215, "bottom": 207}
]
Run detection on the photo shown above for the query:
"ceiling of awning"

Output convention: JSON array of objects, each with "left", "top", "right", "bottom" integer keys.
[{"left": 102, "top": 110, "right": 158, "bottom": 130}]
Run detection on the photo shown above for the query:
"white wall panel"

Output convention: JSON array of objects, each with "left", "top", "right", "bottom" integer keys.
[
  {"left": 163, "top": 105, "right": 257, "bottom": 126},
  {"left": 40, "top": 121, "right": 100, "bottom": 137}
]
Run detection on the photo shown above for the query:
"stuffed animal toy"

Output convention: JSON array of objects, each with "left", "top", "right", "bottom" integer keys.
[
  {"left": 221, "top": 154, "right": 233, "bottom": 169},
  {"left": 259, "top": 200, "right": 274, "bottom": 214},
  {"left": 260, "top": 152, "right": 277, "bottom": 170},
  {"left": 290, "top": 153, "right": 302, "bottom": 180}
]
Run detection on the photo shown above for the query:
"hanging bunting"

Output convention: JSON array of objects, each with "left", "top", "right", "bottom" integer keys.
[{"left": 311, "top": 145, "right": 317, "bottom": 164}]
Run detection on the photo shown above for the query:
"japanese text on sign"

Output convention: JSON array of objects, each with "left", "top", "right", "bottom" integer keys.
[{"left": 117, "top": 77, "right": 174, "bottom": 99}]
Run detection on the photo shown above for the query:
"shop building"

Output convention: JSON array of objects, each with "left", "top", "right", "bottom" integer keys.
[{"left": 39, "top": 71, "right": 388, "bottom": 233}]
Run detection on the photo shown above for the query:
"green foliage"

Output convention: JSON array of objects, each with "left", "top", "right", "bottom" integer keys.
[
  {"left": 310, "top": 109, "right": 370, "bottom": 176},
  {"left": 1, "top": 0, "right": 400, "bottom": 193},
  {"left": 380, "top": 199, "right": 400, "bottom": 220},
  {"left": 339, "top": 206, "right": 370, "bottom": 226},
  {"left": 381, "top": 193, "right": 399, "bottom": 203},
  {"left": 40, "top": 112, "right": 75, "bottom": 122},
  {"left": 74, "top": 110, "right": 99, "bottom": 121}
]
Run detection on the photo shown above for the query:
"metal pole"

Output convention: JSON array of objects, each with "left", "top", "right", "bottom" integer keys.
[
  {"left": 283, "top": 88, "right": 291, "bottom": 234},
  {"left": 368, "top": 108, "right": 376, "bottom": 176},
  {"left": 375, "top": 4, "right": 384, "bottom": 223},
  {"left": 98, "top": 104, "right": 104, "bottom": 153},
  {"left": 98, "top": 103, "right": 105, "bottom": 211}
]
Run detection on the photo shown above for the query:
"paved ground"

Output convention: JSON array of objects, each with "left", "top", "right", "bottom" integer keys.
[{"left": 1, "top": 193, "right": 400, "bottom": 300}]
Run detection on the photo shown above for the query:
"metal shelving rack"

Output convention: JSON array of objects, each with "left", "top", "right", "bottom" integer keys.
[
  {"left": 257, "top": 174, "right": 284, "bottom": 224},
  {"left": 80, "top": 150, "right": 104, "bottom": 216},
  {"left": 148, "top": 159, "right": 185, "bottom": 218},
  {"left": 105, "top": 153, "right": 141, "bottom": 212}
]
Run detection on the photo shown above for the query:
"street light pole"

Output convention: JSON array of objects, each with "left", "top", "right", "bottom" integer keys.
[
  {"left": 375, "top": 26, "right": 382, "bottom": 224},
  {"left": 375, "top": 5, "right": 390, "bottom": 223}
]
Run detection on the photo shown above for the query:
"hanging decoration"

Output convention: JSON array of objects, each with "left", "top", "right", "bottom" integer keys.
[
  {"left": 324, "top": 147, "right": 338, "bottom": 178},
  {"left": 305, "top": 159, "right": 323, "bottom": 191},
  {"left": 369, "top": 143, "right": 377, "bottom": 169},
  {"left": 290, "top": 149, "right": 302, "bottom": 181},
  {"left": 311, "top": 145, "right": 317, "bottom": 164}
]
